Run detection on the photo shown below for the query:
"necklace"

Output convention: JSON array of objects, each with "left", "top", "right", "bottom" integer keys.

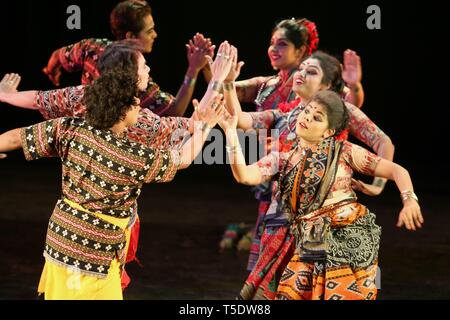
[{"left": 255, "top": 69, "right": 297, "bottom": 110}]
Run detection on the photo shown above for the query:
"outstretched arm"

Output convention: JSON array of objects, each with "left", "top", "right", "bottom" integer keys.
[
  {"left": 348, "top": 142, "right": 422, "bottom": 231},
  {"left": 373, "top": 159, "right": 423, "bottom": 231},
  {"left": 219, "top": 82, "right": 273, "bottom": 186},
  {"left": 165, "top": 33, "right": 215, "bottom": 117},
  {"left": 0, "top": 90, "right": 39, "bottom": 110},
  {"left": 347, "top": 102, "right": 395, "bottom": 195},
  {"left": 224, "top": 127, "right": 266, "bottom": 185},
  {"left": 177, "top": 41, "right": 234, "bottom": 169},
  {"left": 0, "top": 128, "right": 23, "bottom": 153}
]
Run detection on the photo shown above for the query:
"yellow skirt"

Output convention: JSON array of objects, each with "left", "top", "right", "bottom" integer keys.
[{"left": 38, "top": 200, "right": 131, "bottom": 300}]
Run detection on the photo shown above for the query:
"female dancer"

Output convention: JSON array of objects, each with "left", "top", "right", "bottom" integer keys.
[
  {"left": 219, "top": 89, "right": 422, "bottom": 300},
  {"left": 221, "top": 49, "right": 394, "bottom": 284},
  {"left": 211, "top": 18, "right": 366, "bottom": 254}
]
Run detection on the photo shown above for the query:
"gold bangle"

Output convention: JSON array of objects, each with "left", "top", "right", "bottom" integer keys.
[{"left": 223, "top": 82, "right": 235, "bottom": 91}]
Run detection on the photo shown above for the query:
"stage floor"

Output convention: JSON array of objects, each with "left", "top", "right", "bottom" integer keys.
[{"left": 0, "top": 157, "right": 449, "bottom": 300}]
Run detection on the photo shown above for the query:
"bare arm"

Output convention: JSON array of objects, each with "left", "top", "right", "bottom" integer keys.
[
  {"left": 223, "top": 83, "right": 254, "bottom": 130},
  {"left": 0, "top": 128, "right": 23, "bottom": 153},
  {"left": 372, "top": 159, "right": 423, "bottom": 231},
  {"left": 166, "top": 34, "right": 216, "bottom": 117},
  {"left": 178, "top": 41, "right": 235, "bottom": 168},
  {"left": 0, "top": 90, "right": 39, "bottom": 110},
  {"left": 225, "top": 128, "right": 265, "bottom": 185},
  {"left": 347, "top": 102, "right": 395, "bottom": 195}
]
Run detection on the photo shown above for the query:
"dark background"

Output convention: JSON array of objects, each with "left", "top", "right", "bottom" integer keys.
[
  {"left": 1, "top": 0, "right": 449, "bottom": 192},
  {"left": 0, "top": 0, "right": 449, "bottom": 300}
]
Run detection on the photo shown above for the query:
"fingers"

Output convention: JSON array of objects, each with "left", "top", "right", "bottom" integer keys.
[
  {"left": 397, "top": 207, "right": 423, "bottom": 231},
  {"left": 0, "top": 73, "right": 22, "bottom": 92},
  {"left": 0, "top": 153, "right": 7, "bottom": 159},
  {"left": 236, "top": 61, "right": 245, "bottom": 74},
  {"left": 192, "top": 99, "right": 200, "bottom": 111}
]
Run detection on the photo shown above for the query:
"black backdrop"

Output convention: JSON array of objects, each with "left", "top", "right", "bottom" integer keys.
[{"left": 0, "top": 0, "right": 449, "bottom": 194}]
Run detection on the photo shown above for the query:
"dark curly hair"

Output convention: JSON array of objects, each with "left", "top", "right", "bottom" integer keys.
[
  {"left": 83, "top": 68, "right": 139, "bottom": 130},
  {"left": 98, "top": 39, "right": 143, "bottom": 74},
  {"left": 310, "top": 51, "right": 345, "bottom": 94},
  {"left": 311, "top": 90, "right": 349, "bottom": 136},
  {"left": 110, "top": 0, "right": 152, "bottom": 40}
]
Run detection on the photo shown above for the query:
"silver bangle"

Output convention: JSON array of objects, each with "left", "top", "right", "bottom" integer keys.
[
  {"left": 209, "top": 81, "right": 223, "bottom": 92},
  {"left": 184, "top": 75, "right": 197, "bottom": 87},
  {"left": 225, "top": 145, "right": 241, "bottom": 153},
  {"left": 400, "top": 190, "right": 419, "bottom": 203}
]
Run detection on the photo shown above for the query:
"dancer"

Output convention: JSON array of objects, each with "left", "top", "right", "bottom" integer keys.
[
  {"left": 222, "top": 49, "right": 394, "bottom": 278},
  {"left": 210, "top": 18, "right": 365, "bottom": 253},
  {"left": 0, "top": 41, "right": 235, "bottom": 299},
  {"left": 219, "top": 89, "right": 422, "bottom": 300},
  {"left": 43, "top": 0, "right": 214, "bottom": 116},
  {"left": 1, "top": 41, "right": 200, "bottom": 289}
]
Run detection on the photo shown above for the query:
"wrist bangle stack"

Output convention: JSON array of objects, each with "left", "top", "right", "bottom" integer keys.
[
  {"left": 223, "top": 82, "right": 235, "bottom": 91},
  {"left": 209, "top": 81, "right": 223, "bottom": 92},
  {"left": 400, "top": 190, "right": 419, "bottom": 203},
  {"left": 226, "top": 145, "right": 241, "bottom": 153},
  {"left": 184, "top": 75, "right": 197, "bottom": 88}
]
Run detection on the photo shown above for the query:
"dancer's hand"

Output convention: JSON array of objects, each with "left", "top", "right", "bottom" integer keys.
[
  {"left": 186, "top": 33, "right": 216, "bottom": 72},
  {"left": 342, "top": 49, "right": 362, "bottom": 88},
  {"left": 397, "top": 199, "right": 423, "bottom": 231},
  {"left": 351, "top": 178, "right": 383, "bottom": 196},
  {"left": 218, "top": 107, "right": 238, "bottom": 131},
  {"left": 0, "top": 153, "right": 7, "bottom": 159},
  {"left": 193, "top": 94, "right": 226, "bottom": 129},
  {"left": 43, "top": 52, "right": 62, "bottom": 86},
  {"left": 224, "top": 46, "right": 245, "bottom": 83},
  {"left": 208, "top": 41, "right": 235, "bottom": 83},
  {"left": 0, "top": 73, "right": 21, "bottom": 93}
]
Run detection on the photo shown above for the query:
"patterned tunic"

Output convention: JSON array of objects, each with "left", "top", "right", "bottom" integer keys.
[
  {"left": 243, "top": 70, "right": 298, "bottom": 112},
  {"left": 53, "top": 38, "right": 175, "bottom": 114},
  {"left": 34, "top": 86, "right": 190, "bottom": 150},
  {"left": 20, "top": 117, "right": 180, "bottom": 278},
  {"left": 256, "top": 141, "right": 382, "bottom": 226}
]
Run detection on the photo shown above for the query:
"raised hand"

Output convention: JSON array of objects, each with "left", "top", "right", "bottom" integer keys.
[
  {"left": 208, "top": 41, "right": 235, "bottom": 83},
  {"left": 193, "top": 94, "right": 226, "bottom": 128},
  {"left": 186, "top": 33, "right": 216, "bottom": 72},
  {"left": 397, "top": 199, "right": 423, "bottom": 231},
  {"left": 225, "top": 46, "right": 245, "bottom": 83},
  {"left": 0, "top": 73, "right": 21, "bottom": 93},
  {"left": 342, "top": 49, "right": 362, "bottom": 88}
]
